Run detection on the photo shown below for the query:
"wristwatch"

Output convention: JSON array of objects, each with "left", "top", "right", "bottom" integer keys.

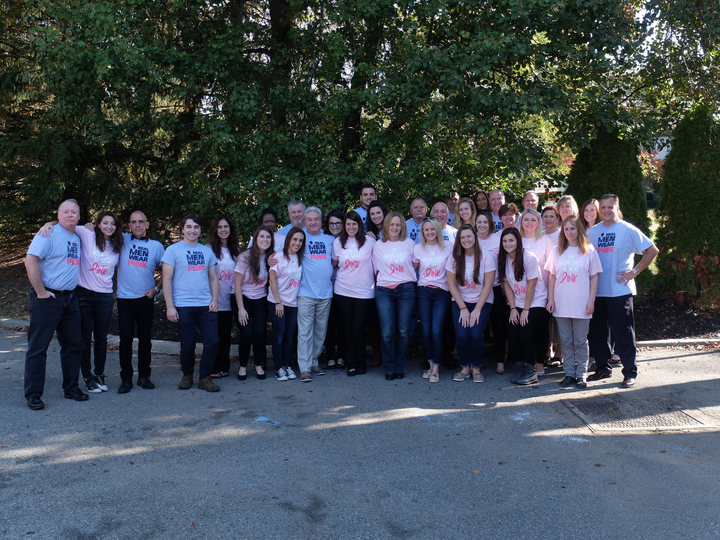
[{"left": 631, "top": 269, "right": 638, "bottom": 275}]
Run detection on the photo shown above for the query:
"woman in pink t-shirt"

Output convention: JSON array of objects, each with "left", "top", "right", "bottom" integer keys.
[
  {"left": 446, "top": 224, "right": 496, "bottom": 383},
  {"left": 332, "top": 211, "right": 376, "bottom": 376},
  {"left": 40, "top": 212, "right": 123, "bottom": 393},
  {"left": 542, "top": 205, "right": 561, "bottom": 245},
  {"left": 519, "top": 208, "right": 555, "bottom": 374},
  {"left": 451, "top": 198, "right": 477, "bottom": 229},
  {"left": 207, "top": 216, "right": 241, "bottom": 380},
  {"left": 372, "top": 212, "right": 417, "bottom": 380},
  {"left": 234, "top": 226, "right": 275, "bottom": 380},
  {"left": 268, "top": 228, "right": 305, "bottom": 381},
  {"left": 498, "top": 228, "right": 546, "bottom": 386},
  {"left": 412, "top": 219, "right": 452, "bottom": 382},
  {"left": 546, "top": 216, "right": 602, "bottom": 388},
  {"left": 476, "top": 212, "right": 507, "bottom": 373}
]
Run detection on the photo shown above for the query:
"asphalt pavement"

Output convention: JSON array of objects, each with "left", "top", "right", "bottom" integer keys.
[{"left": 1, "top": 325, "right": 719, "bottom": 540}]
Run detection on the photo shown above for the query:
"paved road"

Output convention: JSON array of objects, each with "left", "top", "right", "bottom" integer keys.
[{"left": 1, "top": 326, "right": 719, "bottom": 539}]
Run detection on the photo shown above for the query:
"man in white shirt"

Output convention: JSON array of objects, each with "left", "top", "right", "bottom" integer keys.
[{"left": 431, "top": 202, "right": 457, "bottom": 244}]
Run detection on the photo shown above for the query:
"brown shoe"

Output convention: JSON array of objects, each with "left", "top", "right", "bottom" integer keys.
[
  {"left": 178, "top": 374, "right": 193, "bottom": 390},
  {"left": 198, "top": 377, "right": 220, "bottom": 392}
]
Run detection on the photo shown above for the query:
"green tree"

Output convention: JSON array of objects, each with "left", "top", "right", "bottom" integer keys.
[
  {"left": 655, "top": 106, "right": 720, "bottom": 308},
  {"left": 565, "top": 127, "right": 650, "bottom": 233}
]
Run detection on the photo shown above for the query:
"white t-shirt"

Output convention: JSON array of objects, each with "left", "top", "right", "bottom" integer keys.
[
  {"left": 503, "top": 250, "right": 546, "bottom": 309},
  {"left": 413, "top": 243, "right": 452, "bottom": 291},
  {"left": 332, "top": 236, "right": 376, "bottom": 299},
  {"left": 545, "top": 246, "right": 602, "bottom": 319},
  {"left": 446, "top": 252, "right": 496, "bottom": 304}
]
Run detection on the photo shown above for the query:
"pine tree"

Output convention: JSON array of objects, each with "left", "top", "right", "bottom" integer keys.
[
  {"left": 565, "top": 127, "right": 650, "bottom": 234},
  {"left": 655, "top": 106, "right": 720, "bottom": 308}
]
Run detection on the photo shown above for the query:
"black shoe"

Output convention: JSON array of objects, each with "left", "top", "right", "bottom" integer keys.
[
  {"left": 118, "top": 380, "right": 133, "bottom": 394},
  {"left": 237, "top": 371, "right": 248, "bottom": 381},
  {"left": 510, "top": 363, "right": 526, "bottom": 384},
  {"left": 64, "top": 388, "right": 89, "bottom": 401},
  {"left": 137, "top": 376, "right": 155, "bottom": 389},
  {"left": 621, "top": 377, "right": 636, "bottom": 388},
  {"left": 385, "top": 373, "right": 396, "bottom": 381},
  {"left": 356, "top": 366, "right": 367, "bottom": 375},
  {"left": 559, "top": 376, "right": 576, "bottom": 387},
  {"left": 347, "top": 368, "right": 357, "bottom": 377},
  {"left": 255, "top": 366, "right": 267, "bottom": 380},
  {"left": 587, "top": 371, "right": 611, "bottom": 381},
  {"left": 395, "top": 373, "right": 405, "bottom": 380},
  {"left": 27, "top": 395, "right": 45, "bottom": 410},
  {"left": 516, "top": 364, "right": 538, "bottom": 385}
]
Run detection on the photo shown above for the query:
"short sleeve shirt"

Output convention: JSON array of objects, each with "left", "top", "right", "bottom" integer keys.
[
  {"left": 75, "top": 226, "right": 119, "bottom": 293},
  {"left": 26, "top": 225, "right": 80, "bottom": 291},
  {"left": 268, "top": 253, "right": 302, "bottom": 307},
  {"left": 503, "top": 251, "right": 546, "bottom": 309},
  {"left": 117, "top": 234, "right": 165, "bottom": 299},
  {"left": 445, "top": 252, "right": 496, "bottom": 304},
  {"left": 413, "top": 243, "right": 452, "bottom": 291},
  {"left": 234, "top": 251, "right": 268, "bottom": 300},
  {"left": 545, "top": 245, "right": 602, "bottom": 319},
  {"left": 332, "top": 236, "right": 376, "bottom": 299},
  {"left": 161, "top": 241, "right": 217, "bottom": 307}
]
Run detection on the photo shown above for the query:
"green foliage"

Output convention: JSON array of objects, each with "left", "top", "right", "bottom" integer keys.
[
  {"left": 565, "top": 127, "right": 650, "bottom": 233},
  {"left": 655, "top": 106, "right": 720, "bottom": 309},
  {"left": 0, "top": 0, "right": 714, "bottom": 242}
]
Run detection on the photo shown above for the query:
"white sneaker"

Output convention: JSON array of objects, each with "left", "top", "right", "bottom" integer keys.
[
  {"left": 285, "top": 367, "right": 297, "bottom": 380},
  {"left": 84, "top": 377, "right": 102, "bottom": 394},
  {"left": 92, "top": 374, "right": 108, "bottom": 391},
  {"left": 275, "top": 367, "right": 288, "bottom": 381}
]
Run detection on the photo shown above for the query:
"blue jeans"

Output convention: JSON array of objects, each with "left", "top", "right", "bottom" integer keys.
[
  {"left": 177, "top": 306, "right": 219, "bottom": 380},
  {"left": 416, "top": 286, "right": 450, "bottom": 365},
  {"left": 375, "top": 282, "right": 416, "bottom": 374},
  {"left": 76, "top": 286, "right": 114, "bottom": 379},
  {"left": 25, "top": 289, "right": 82, "bottom": 398},
  {"left": 268, "top": 302, "right": 298, "bottom": 369},
  {"left": 451, "top": 301, "right": 492, "bottom": 369}
]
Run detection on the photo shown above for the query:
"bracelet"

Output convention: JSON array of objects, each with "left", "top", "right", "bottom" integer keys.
[
  {"left": 510, "top": 307, "right": 517, "bottom": 311},
  {"left": 460, "top": 306, "right": 468, "bottom": 311}
]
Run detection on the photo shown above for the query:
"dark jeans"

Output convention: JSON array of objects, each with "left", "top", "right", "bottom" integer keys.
[
  {"left": 238, "top": 295, "right": 268, "bottom": 368},
  {"left": 416, "top": 286, "right": 450, "bottom": 365},
  {"left": 375, "top": 282, "right": 416, "bottom": 374},
  {"left": 76, "top": 286, "right": 114, "bottom": 379},
  {"left": 507, "top": 307, "right": 547, "bottom": 365},
  {"left": 323, "top": 295, "right": 346, "bottom": 361},
  {"left": 451, "top": 301, "right": 492, "bottom": 369},
  {"left": 213, "top": 295, "right": 239, "bottom": 374},
  {"left": 118, "top": 296, "right": 155, "bottom": 381},
  {"left": 334, "top": 294, "right": 373, "bottom": 370},
  {"left": 177, "top": 306, "right": 219, "bottom": 380},
  {"left": 490, "top": 285, "right": 508, "bottom": 363},
  {"left": 268, "top": 302, "right": 298, "bottom": 369},
  {"left": 589, "top": 295, "right": 638, "bottom": 378},
  {"left": 24, "top": 289, "right": 81, "bottom": 398}
]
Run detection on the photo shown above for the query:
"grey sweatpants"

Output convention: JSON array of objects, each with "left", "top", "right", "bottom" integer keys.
[{"left": 555, "top": 318, "right": 590, "bottom": 379}]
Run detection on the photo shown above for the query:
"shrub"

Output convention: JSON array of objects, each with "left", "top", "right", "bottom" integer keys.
[{"left": 655, "top": 106, "right": 720, "bottom": 310}]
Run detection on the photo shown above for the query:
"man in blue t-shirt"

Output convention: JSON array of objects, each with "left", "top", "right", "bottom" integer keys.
[
  {"left": 24, "top": 199, "right": 88, "bottom": 410},
  {"left": 406, "top": 197, "right": 427, "bottom": 244},
  {"left": 587, "top": 194, "right": 658, "bottom": 388},
  {"left": 489, "top": 189, "right": 505, "bottom": 233},
  {"left": 296, "top": 207, "right": 335, "bottom": 381},
  {"left": 116, "top": 211, "right": 166, "bottom": 393}
]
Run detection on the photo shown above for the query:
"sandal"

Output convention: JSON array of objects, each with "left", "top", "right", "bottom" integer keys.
[
  {"left": 255, "top": 365, "right": 266, "bottom": 380},
  {"left": 496, "top": 363, "right": 505, "bottom": 375},
  {"left": 237, "top": 367, "right": 247, "bottom": 381},
  {"left": 210, "top": 372, "right": 229, "bottom": 379}
]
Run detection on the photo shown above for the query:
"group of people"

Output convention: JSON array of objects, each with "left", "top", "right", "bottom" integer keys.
[{"left": 22, "top": 184, "right": 658, "bottom": 410}]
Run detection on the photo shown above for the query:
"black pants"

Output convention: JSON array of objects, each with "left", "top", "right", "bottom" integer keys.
[
  {"left": 507, "top": 307, "right": 547, "bottom": 365},
  {"left": 118, "top": 296, "right": 155, "bottom": 382},
  {"left": 489, "top": 285, "right": 508, "bottom": 363},
  {"left": 589, "top": 295, "right": 637, "bottom": 378},
  {"left": 238, "top": 295, "right": 268, "bottom": 368},
  {"left": 324, "top": 295, "right": 346, "bottom": 361},
  {"left": 335, "top": 294, "right": 373, "bottom": 370},
  {"left": 213, "top": 296, "right": 240, "bottom": 374}
]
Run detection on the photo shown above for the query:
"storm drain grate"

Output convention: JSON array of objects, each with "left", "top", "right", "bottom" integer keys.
[{"left": 563, "top": 397, "right": 712, "bottom": 432}]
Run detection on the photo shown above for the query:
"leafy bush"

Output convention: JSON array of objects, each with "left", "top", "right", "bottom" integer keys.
[{"left": 655, "top": 106, "right": 720, "bottom": 310}]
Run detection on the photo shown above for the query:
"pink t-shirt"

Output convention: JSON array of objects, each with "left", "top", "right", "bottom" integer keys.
[
  {"left": 477, "top": 233, "right": 501, "bottom": 286},
  {"left": 234, "top": 251, "right": 269, "bottom": 300},
  {"left": 545, "top": 245, "right": 602, "bottom": 319},
  {"left": 332, "top": 236, "right": 376, "bottom": 299},
  {"left": 267, "top": 253, "right": 302, "bottom": 307},
  {"left": 503, "top": 250, "right": 546, "bottom": 309},
  {"left": 372, "top": 238, "right": 417, "bottom": 287},
  {"left": 214, "top": 246, "right": 237, "bottom": 311},
  {"left": 413, "top": 243, "right": 452, "bottom": 291},
  {"left": 545, "top": 229, "right": 560, "bottom": 246},
  {"left": 445, "top": 252, "right": 496, "bottom": 304},
  {"left": 76, "top": 226, "right": 119, "bottom": 293}
]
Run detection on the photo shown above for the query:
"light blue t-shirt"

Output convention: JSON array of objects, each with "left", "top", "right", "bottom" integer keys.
[
  {"left": 355, "top": 207, "right": 368, "bottom": 230},
  {"left": 588, "top": 220, "right": 653, "bottom": 298},
  {"left": 441, "top": 226, "right": 458, "bottom": 244},
  {"left": 298, "top": 232, "right": 335, "bottom": 299},
  {"left": 161, "top": 241, "right": 217, "bottom": 307},
  {"left": 447, "top": 213, "right": 454, "bottom": 226},
  {"left": 117, "top": 234, "right": 165, "bottom": 299},
  {"left": 492, "top": 213, "right": 503, "bottom": 233},
  {"left": 406, "top": 219, "right": 423, "bottom": 244},
  {"left": 26, "top": 225, "right": 80, "bottom": 291}
]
